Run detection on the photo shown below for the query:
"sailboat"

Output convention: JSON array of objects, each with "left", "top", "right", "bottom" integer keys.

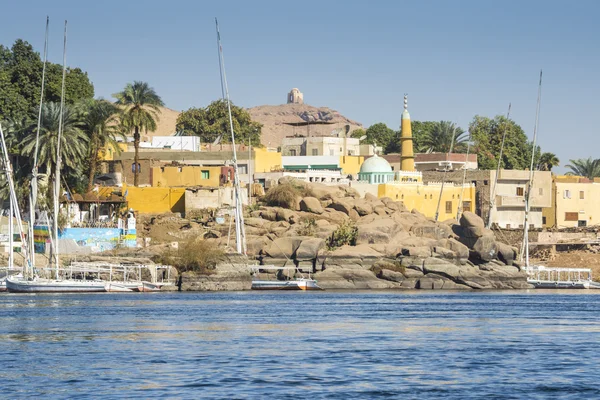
[
  {"left": 6, "top": 21, "right": 106, "bottom": 293},
  {"left": 517, "top": 71, "right": 595, "bottom": 289},
  {"left": 213, "top": 19, "right": 321, "bottom": 291}
]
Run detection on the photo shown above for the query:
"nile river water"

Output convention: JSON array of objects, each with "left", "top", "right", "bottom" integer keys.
[{"left": 1, "top": 290, "right": 599, "bottom": 399}]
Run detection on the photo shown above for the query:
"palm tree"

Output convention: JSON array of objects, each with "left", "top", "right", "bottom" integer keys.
[
  {"left": 565, "top": 157, "right": 600, "bottom": 179},
  {"left": 419, "top": 121, "right": 468, "bottom": 153},
  {"left": 113, "top": 81, "right": 164, "bottom": 186},
  {"left": 20, "top": 102, "right": 88, "bottom": 197},
  {"left": 537, "top": 152, "right": 560, "bottom": 171},
  {"left": 81, "top": 99, "right": 122, "bottom": 192}
]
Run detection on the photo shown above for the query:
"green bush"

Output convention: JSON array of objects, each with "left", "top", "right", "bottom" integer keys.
[
  {"left": 296, "top": 218, "right": 317, "bottom": 236},
  {"left": 328, "top": 220, "right": 358, "bottom": 249}
]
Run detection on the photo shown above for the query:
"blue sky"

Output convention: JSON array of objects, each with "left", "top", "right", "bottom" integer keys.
[{"left": 2, "top": 0, "right": 599, "bottom": 171}]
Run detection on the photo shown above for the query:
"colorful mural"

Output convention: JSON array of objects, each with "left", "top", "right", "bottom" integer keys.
[
  {"left": 58, "top": 228, "right": 137, "bottom": 252},
  {"left": 34, "top": 225, "right": 49, "bottom": 254}
]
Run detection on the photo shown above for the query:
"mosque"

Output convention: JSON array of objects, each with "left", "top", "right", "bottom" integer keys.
[{"left": 355, "top": 95, "right": 475, "bottom": 221}]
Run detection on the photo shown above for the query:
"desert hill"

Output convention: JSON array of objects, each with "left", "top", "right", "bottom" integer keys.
[
  {"left": 136, "top": 104, "right": 363, "bottom": 148},
  {"left": 248, "top": 104, "right": 363, "bottom": 148}
]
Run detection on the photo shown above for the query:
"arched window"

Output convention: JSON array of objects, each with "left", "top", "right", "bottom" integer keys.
[{"left": 131, "top": 163, "right": 141, "bottom": 173}]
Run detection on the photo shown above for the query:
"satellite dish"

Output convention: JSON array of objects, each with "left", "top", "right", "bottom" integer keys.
[{"left": 359, "top": 135, "right": 367, "bottom": 141}]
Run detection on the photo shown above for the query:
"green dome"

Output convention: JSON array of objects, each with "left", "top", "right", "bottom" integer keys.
[{"left": 360, "top": 155, "right": 393, "bottom": 174}]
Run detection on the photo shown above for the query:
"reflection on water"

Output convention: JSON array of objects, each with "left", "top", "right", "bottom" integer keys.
[{"left": 0, "top": 290, "right": 599, "bottom": 398}]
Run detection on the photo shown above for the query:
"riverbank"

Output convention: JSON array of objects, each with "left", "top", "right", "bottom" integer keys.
[{"left": 152, "top": 179, "right": 532, "bottom": 291}]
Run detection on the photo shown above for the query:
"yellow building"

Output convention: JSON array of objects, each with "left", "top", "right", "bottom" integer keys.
[
  {"left": 99, "top": 143, "right": 128, "bottom": 161},
  {"left": 357, "top": 94, "right": 475, "bottom": 220},
  {"left": 151, "top": 165, "right": 222, "bottom": 187},
  {"left": 543, "top": 175, "right": 600, "bottom": 228},
  {"left": 120, "top": 185, "right": 186, "bottom": 214},
  {"left": 339, "top": 155, "right": 365, "bottom": 175},
  {"left": 253, "top": 148, "right": 282, "bottom": 173}
]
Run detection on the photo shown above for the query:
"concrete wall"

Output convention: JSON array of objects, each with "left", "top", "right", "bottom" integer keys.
[
  {"left": 123, "top": 186, "right": 186, "bottom": 214},
  {"left": 151, "top": 166, "right": 222, "bottom": 187},
  {"left": 184, "top": 187, "right": 248, "bottom": 212}
]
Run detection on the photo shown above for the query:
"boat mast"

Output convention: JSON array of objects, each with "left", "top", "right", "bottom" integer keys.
[
  {"left": 520, "top": 70, "right": 543, "bottom": 265},
  {"left": 215, "top": 18, "right": 246, "bottom": 255},
  {"left": 29, "top": 16, "right": 49, "bottom": 268},
  {"left": 434, "top": 126, "right": 457, "bottom": 221},
  {"left": 486, "top": 103, "right": 511, "bottom": 229},
  {"left": 456, "top": 134, "right": 472, "bottom": 220},
  {"left": 0, "top": 124, "right": 32, "bottom": 276},
  {"left": 53, "top": 20, "right": 68, "bottom": 277}
]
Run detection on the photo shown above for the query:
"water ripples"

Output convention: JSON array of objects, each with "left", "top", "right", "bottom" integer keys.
[{"left": 0, "top": 290, "right": 599, "bottom": 398}]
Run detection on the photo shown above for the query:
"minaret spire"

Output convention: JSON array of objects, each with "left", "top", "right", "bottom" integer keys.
[{"left": 400, "top": 94, "right": 415, "bottom": 171}]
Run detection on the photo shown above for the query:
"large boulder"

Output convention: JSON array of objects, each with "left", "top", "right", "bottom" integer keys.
[
  {"left": 245, "top": 217, "right": 271, "bottom": 229},
  {"left": 276, "top": 208, "right": 299, "bottom": 224},
  {"left": 309, "top": 183, "right": 344, "bottom": 200},
  {"left": 299, "top": 197, "right": 324, "bottom": 214},
  {"left": 327, "top": 199, "right": 354, "bottom": 216},
  {"left": 295, "top": 238, "right": 326, "bottom": 261},
  {"left": 262, "top": 237, "right": 304, "bottom": 259},
  {"left": 471, "top": 235, "right": 498, "bottom": 262},
  {"left": 411, "top": 223, "right": 452, "bottom": 240},
  {"left": 392, "top": 212, "right": 427, "bottom": 231},
  {"left": 356, "top": 227, "right": 390, "bottom": 245},
  {"left": 422, "top": 257, "right": 462, "bottom": 280},
  {"left": 459, "top": 211, "right": 490, "bottom": 238},
  {"left": 435, "top": 238, "right": 469, "bottom": 264},
  {"left": 496, "top": 242, "right": 517, "bottom": 265},
  {"left": 319, "top": 209, "right": 350, "bottom": 224},
  {"left": 353, "top": 199, "right": 374, "bottom": 216}
]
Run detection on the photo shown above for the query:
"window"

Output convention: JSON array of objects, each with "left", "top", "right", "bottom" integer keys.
[
  {"left": 312, "top": 149, "right": 318, "bottom": 156},
  {"left": 430, "top": 194, "right": 433, "bottom": 199},
  {"left": 131, "top": 163, "right": 141, "bottom": 173},
  {"left": 289, "top": 149, "right": 297, "bottom": 156},
  {"left": 445, "top": 201, "right": 452, "bottom": 213},
  {"left": 564, "top": 190, "right": 571, "bottom": 199},
  {"left": 542, "top": 216, "right": 547, "bottom": 225},
  {"left": 565, "top": 212, "right": 578, "bottom": 221},
  {"left": 578, "top": 220, "right": 587, "bottom": 227},
  {"left": 462, "top": 201, "right": 472, "bottom": 212},
  {"left": 516, "top": 187, "right": 524, "bottom": 196},
  {"left": 484, "top": 180, "right": 489, "bottom": 185},
  {"left": 580, "top": 191, "right": 585, "bottom": 199},
  {"left": 178, "top": 167, "right": 182, "bottom": 172},
  {"left": 239, "top": 164, "right": 248, "bottom": 174},
  {"left": 201, "top": 170, "right": 210, "bottom": 180},
  {"left": 329, "top": 149, "right": 335, "bottom": 156},
  {"left": 539, "top": 188, "right": 543, "bottom": 195}
]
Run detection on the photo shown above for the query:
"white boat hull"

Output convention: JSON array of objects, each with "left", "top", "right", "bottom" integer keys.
[
  {"left": 6, "top": 277, "right": 107, "bottom": 293},
  {"left": 251, "top": 279, "right": 322, "bottom": 291}
]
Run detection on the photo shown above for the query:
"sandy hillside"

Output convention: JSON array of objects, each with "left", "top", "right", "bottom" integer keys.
[
  {"left": 248, "top": 103, "right": 363, "bottom": 148},
  {"left": 139, "top": 106, "right": 181, "bottom": 142}
]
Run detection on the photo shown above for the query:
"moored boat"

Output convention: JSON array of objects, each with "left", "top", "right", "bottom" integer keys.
[{"left": 6, "top": 276, "right": 107, "bottom": 293}]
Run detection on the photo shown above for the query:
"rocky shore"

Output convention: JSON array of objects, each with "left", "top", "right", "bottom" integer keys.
[{"left": 174, "top": 179, "right": 531, "bottom": 291}]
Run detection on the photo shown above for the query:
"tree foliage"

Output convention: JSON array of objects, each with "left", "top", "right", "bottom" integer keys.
[
  {"left": 469, "top": 115, "right": 534, "bottom": 170},
  {"left": 176, "top": 99, "right": 262, "bottom": 145},
  {"left": 361, "top": 123, "right": 396, "bottom": 153},
  {"left": 419, "top": 121, "right": 468, "bottom": 153},
  {"left": 0, "top": 39, "right": 94, "bottom": 123},
  {"left": 565, "top": 158, "right": 600, "bottom": 179},
  {"left": 537, "top": 152, "right": 560, "bottom": 171},
  {"left": 81, "top": 99, "right": 122, "bottom": 191},
  {"left": 114, "top": 81, "right": 164, "bottom": 186}
]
